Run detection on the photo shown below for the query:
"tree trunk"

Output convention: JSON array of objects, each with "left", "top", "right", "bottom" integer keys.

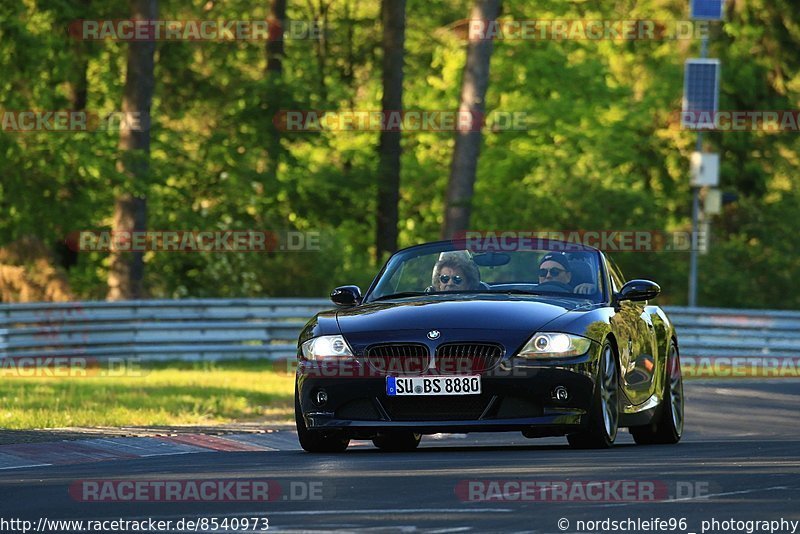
[
  {"left": 68, "top": 48, "right": 89, "bottom": 111},
  {"left": 264, "top": 0, "right": 287, "bottom": 182},
  {"left": 108, "top": 0, "right": 156, "bottom": 301},
  {"left": 304, "top": 0, "right": 331, "bottom": 102},
  {"left": 376, "top": 0, "right": 406, "bottom": 260},
  {"left": 442, "top": 0, "right": 501, "bottom": 240},
  {"left": 266, "top": 0, "right": 286, "bottom": 74}
]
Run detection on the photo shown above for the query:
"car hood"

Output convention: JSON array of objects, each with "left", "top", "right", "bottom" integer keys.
[{"left": 336, "top": 296, "right": 583, "bottom": 336}]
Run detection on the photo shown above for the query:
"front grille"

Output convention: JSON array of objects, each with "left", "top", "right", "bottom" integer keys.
[
  {"left": 380, "top": 394, "right": 494, "bottom": 421},
  {"left": 434, "top": 343, "right": 504, "bottom": 375},
  {"left": 364, "top": 343, "right": 430, "bottom": 376}
]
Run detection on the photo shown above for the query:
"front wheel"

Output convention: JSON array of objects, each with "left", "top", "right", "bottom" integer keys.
[
  {"left": 295, "top": 389, "right": 350, "bottom": 453},
  {"left": 568, "top": 340, "right": 619, "bottom": 449},
  {"left": 372, "top": 431, "right": 422, "bottom": 452},
  {"left": 631, "top": 341, "right": 684, "bottom": 445}
]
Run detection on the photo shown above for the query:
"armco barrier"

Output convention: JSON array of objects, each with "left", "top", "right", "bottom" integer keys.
[
  {"left": 0, "top": 299, "right": 329, "bottom": 361},
  {"left": 1, "top": 300, "right": 798, "bottom": 361},
  {"left": 665, "top": 306, "right": 800, "bottom": 359}
]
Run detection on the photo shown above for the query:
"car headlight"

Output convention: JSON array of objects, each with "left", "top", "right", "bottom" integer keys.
[
  {"left": 517, "top": 333, "right": 592, "bottom": 358},
  {"left": 301, "top": 335, "right": 354, "bottom": 361}
]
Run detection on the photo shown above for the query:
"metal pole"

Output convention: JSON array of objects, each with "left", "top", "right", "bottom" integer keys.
[
  {"left": 688, "top": 165, "right": 700, "bottom": 307},
  {"left": 688, "top": 35, "right": 709, "bottom": 308}
]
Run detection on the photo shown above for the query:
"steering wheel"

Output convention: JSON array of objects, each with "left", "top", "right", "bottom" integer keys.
[{"left": 537, "top": 280, "right": 573, "bottom": 292}]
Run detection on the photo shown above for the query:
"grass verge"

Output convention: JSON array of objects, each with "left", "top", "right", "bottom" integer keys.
[{"left": 0, "top": 359, "right": 295, "bottom": 429}]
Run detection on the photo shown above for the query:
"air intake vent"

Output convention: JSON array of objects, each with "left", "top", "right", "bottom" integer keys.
[{"left": 380, "top": 394, "right": 493, "bottom": 421}]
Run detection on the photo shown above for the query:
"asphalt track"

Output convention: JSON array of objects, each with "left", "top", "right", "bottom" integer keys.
[{"left": 1, "top": 380, "right": 799, "bottom": 533}]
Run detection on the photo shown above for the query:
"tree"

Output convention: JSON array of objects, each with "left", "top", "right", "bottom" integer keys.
[
  {"left": 376, "top": 0, "right": 406, "bottom": 260},
  {"left": 442, "top": 0, "right": 501, "bottom": 239},
  {"left": 107, "top": 0, "right": 157, "bottom": 300}
]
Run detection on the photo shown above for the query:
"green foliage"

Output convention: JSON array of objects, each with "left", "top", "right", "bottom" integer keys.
[{"left": 1, "top": 0, "right": 798, "bottom": 307}]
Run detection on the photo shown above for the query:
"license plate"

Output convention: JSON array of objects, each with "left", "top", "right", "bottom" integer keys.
[{"left": 386, "top": 376, "right": 481, "bottom": 396}]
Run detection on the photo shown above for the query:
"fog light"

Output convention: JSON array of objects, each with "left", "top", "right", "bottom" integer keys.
[
  {"left": 314, "top": 389, "right": 328, "bottom": 406},
  {"left": 552, "top": 386, "right": 569, "bottom": 401}
]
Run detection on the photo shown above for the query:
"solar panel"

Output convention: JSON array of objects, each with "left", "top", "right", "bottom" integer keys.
[
  {"left": 682, "top": 59, "right": 720, "bottom": 128},
  {"left": 690, "top": 0, "right": 724, "bottom": 20}
]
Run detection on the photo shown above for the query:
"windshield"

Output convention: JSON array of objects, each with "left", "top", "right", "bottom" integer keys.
[{"left": 366, "top": 241, "right": 606, "bottom": 303}]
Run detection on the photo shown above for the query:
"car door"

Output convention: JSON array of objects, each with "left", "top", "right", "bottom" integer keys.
[{"left": 606, "top": 257, "right": 657, "bottom": 405}]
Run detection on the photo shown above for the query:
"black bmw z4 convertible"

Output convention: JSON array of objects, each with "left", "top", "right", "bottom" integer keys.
[{"left": 295, "top": 238, "right": 684, "bottom": 452}]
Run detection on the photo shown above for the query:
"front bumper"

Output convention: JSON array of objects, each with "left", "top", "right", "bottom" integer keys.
[{"left": 296, "top": 345, "right": 602, "bottom": 438}]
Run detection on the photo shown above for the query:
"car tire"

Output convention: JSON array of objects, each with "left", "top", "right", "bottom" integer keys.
[
  {"left": 631, "top": 341, "right": 684, "bottom": 445},
  {"left": 372, "top": 431, "right": 422, "bottom": 452},
  {"left": 295, "top": 389, "right": 350, "bottom": 453},
  {"left": 567, "top": 340, "right": 619, "bottom": 449}
]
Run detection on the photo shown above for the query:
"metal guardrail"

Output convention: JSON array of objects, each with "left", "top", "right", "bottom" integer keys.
[
  {"left": 1, "top": 300, "right": 798, "bottom": 361},
  {"left": 0, "top": 299, "right": 330, "bottom": 361},
  {"left": 664, "top": 306, "right": 800, "bottom": 359}
]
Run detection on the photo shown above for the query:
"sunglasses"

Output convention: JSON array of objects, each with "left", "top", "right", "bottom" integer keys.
[
  {"left": 438, "top": 274, "right": 463, "bottom": 285},
  {"left": 539, "top": 267, "right": 567, "bottom": 277}
]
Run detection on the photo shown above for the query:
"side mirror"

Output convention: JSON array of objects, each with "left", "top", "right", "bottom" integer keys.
[
  {"left": 616, "top": 279, "right": 661, "bottom": 303},
  {"left": 330, "top": 285, "right": 362, "bottom": 306}
]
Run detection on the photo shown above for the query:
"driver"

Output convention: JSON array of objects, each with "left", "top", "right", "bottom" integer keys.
[
  {"left": 432, "top": 254, "right": 480, "bottom": 291},
  {"left": 538, "top": 252, "right": 596, "bottom": 295}
]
